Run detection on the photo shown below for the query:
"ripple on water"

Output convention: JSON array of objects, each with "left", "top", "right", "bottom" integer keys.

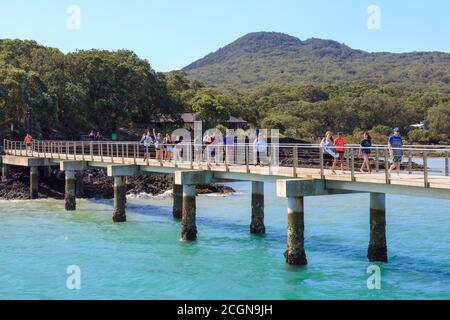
[{"left": 0, "top": 182, "right": 449, "bottom": 300}]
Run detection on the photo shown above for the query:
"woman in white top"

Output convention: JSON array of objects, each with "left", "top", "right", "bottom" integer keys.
[{"left": 320, "top": 131, "right": 337, "bottom": 175}]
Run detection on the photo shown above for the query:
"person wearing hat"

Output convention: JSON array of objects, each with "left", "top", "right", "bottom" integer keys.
[{"left": 388, "top": 127, "right": 403, "bottom": 176}]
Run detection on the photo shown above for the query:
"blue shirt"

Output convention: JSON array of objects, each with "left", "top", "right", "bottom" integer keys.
[
  {"left": 388, "top": 135, "right": 403, "bottom": 156},
  {"left": 255, "top": 140, "right": 267, "bottom": 153},
  {"left": 360, "top": 139, "right": 372, "bottom": 155}
]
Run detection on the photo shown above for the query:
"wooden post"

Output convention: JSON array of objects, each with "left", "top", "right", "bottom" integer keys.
[
  {"left": 319, "top": 147, "right": 324, "bottom": 179},
  {"left": 246, "top": 144, "right": 250, "bottom": 174},
  {"left": 384, "top": 148, "right": 390, "bottom": 184},
  {"left": 375, "top": 148, "right": 380, "bottom": 173},
  {"left": 350, "top": 147, "right": 356, "bottom": 182},
  {"left": 445, "top": 151, "right": 449, "bottom": 177},
  {"left": 293, "top": 146, "right": 298, "bottom": 178},
  {"left": 408, "top": 150, "right": 413, "bottom": 174},
  {"left": 423, "top": 151, "right": 429, "bottom": 188}
]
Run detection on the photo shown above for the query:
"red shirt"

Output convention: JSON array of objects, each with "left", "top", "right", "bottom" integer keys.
[
  {"left": 24, "top": 135, "right": 32, "bottom": 144},
  {"left": 334, "top": 138, "right": 345, "bottom": 153}
]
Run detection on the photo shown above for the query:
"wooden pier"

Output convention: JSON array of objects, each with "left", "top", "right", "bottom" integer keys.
[{"left": 2, "top": 140, "right": 449, "bottom": 266}]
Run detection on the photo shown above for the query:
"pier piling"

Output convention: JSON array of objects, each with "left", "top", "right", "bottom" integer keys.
[
  {"left": 30, "top": 166, "right": 39, "bottom": 199},
  {"left": 368, "top": 193, "right": 388, "bottom": 263},
  {"left": 173, "top": 184, "right": 183, "bottom": 219},
  {"left": 2, "top": 165, "right": 10, "bottom": 182},
  {"left": 113, "top": 176, "right": 127, "bottom": 223},
  {"left": 251, "top": 181, "right": 265, "bottom": 234},
  {"left": 182, "top": 184, "right": 197, "bottom": 241},
  {"left": 284, "top": 197, "right": 307, "bottom": 266},
  {"left": 75, "top": 170, "right": 84, "bottom": 198},
  {"left": 65, "top": 170, "right": 76, "bottom": 211}
]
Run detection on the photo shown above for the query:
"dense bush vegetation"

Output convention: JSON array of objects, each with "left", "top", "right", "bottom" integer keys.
[{"left": 1, "top": 38, "right": 449, "bottom": 144}]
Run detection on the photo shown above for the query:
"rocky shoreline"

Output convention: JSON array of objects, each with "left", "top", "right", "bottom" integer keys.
[{"left": 0, "top": 167, "right": 235, "bottom": 201}]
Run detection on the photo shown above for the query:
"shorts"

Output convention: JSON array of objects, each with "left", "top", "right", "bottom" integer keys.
[
  {"left": 144, "top": 145, "right": 150, "bottom": 153},
  {"left": 336, "top": 151, "right": 345, "bottom": 159},
  {"left": 323, "top": 153, "right": 334, "bottom": 166},
  {"left": 167, "top": 146, "right": 174, "bottom": 152},
  {"left": 391, "top": 156, "right": 402, "bottom": 163}
]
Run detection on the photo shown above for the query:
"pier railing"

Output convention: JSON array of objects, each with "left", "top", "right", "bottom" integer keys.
[{"left": 3, "top": 139, "right": 450, "bottom": 188}]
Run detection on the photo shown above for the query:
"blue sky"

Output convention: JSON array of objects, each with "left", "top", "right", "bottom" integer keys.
[{"left": 0, "top": 0, "right": 449, "bottom": 71}]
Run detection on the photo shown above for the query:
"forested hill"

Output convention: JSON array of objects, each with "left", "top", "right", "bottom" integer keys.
[
  {"left": 183, "top": 32, "right": 450, "bottom": 89},
  {"left": 0, "top": 39, "right": 186, "bottom": 139}
]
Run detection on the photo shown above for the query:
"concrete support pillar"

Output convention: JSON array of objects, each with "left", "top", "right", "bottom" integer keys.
[
  {"left": 75, "top": 171, "right": 84, "bottom": 198},
  {"left": 181, "top": 184, "right": 197, "bottom": 241},
  {"left": 113, "top": 176, "right": 126, "bottom": 223},
  {"left": 250, "top": 181, "right": 265, "bottom": 234},
  {"left": 284, "top": 197, "right": 307, "bottom": 266},
  {"left": 173, "top": 184, "right": 183, "bottom": 219},
  {"left": 65, "top": 170, "right": 76, "bottom": 211},
  {"left": 42, "top": 166, "right": 51, "bottom": 178},
  {"left": 30, "top": 166, "right": 39, "bottom": 200},
  {"left": 2, "top": 165, "right": 10, "bottom": 182},
  {"left": 368, "top": 193, "right": 388, "bottom": 263}
]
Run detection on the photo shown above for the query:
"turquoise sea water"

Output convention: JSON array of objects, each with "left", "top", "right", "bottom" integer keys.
[{"left": 0, "top": 181, "right": 449, "bottom": 300}]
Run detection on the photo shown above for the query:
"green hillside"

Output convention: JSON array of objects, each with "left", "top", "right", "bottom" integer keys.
[{"left": 183, "top": 32, "right": 450, "bottom": 90}]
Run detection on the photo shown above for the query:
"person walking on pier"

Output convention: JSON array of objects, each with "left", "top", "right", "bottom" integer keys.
[
  {"left": 388, "top": 127, "right": 404, "bottom": 176},
  {"left": 153, "top": 129, "right": 164, "bottom": 161},
  {"left": 24, "top": 133, "right": 33, "bottom": 152},
  {"left": 140, "top": 130, "right": 153, "bottom": 161},
  {"left": 332, "top": 132, "right": 346, "bottom": 174},
  {"left": 88, "top": 130, "right": 96, "bottom": 141},
  {"left": 164, "top": 133, "right": 173, "bottom": 161},
  {"left": 320, "top": 131, "right": 337, "bottom": 175},
  {"left": 359, "top": 132, "right": 372, "bottom": 173},
  {"left": 254, "top": 134, "right": 268, "bottom": 167}
]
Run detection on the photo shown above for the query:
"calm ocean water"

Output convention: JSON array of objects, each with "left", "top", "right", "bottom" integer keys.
[{"left": 0, "top": 180, "right": 449, "bottom": 300}]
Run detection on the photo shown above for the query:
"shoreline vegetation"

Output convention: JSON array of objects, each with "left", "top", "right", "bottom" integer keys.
[
  {"left": 0, "top": 167, "right": 235, "bottom": 201},
  {"left": 0, "top": 37, "right": 449, "bottom": 147}
]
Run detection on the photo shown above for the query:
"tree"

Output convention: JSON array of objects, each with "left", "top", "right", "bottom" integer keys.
[
  {"left": 191, "top": 92, "right": 230, "bottom": 128},
  {"left": 426, "top": 103, "right": 450, "bottom": 141}
]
